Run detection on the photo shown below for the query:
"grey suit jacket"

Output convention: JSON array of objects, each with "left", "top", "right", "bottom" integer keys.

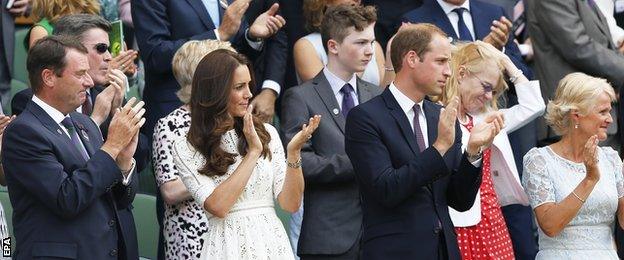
[
  {"left": 527, "top": 0, "right": 624, "bottom": 100},
  {"left": 281, "top": 71, "right": 381, "bottom": 256}
]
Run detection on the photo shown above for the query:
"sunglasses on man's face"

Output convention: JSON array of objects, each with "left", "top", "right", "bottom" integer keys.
[{"left": 94, "top": 43, "right": 110, "bottom": 54}]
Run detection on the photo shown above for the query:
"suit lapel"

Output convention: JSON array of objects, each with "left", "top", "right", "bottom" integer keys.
[
  {"left": 312, "top": 72, "right": 347, "bottom": 133},
  {"left": 25, "top": 102, "right": 87, "bottom": 163},
  {"left": 381, "top": 89, "right": 419, "bottom": 155},
  {"left": 356, "top": 78, "right": 376, "bottom": 104},
  {"left": 470, "top": 1, "right": 491, "bottom": 40},
  {"left": 186, "top": 0, "right": 217, "bottom": 30},
  {"left": 428, "top": 0, "right": 458, "bottom": 39},
  {"left": 69, "top": 112, "right": 96, "bottom": 157}
]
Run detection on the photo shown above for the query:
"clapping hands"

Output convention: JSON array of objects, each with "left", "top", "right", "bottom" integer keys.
[
  {"left": 287, "top": 115, "right": 321, "bottom": 153},
  {"left": 466, "top": 111, "right": 504, "bottom": 155}
]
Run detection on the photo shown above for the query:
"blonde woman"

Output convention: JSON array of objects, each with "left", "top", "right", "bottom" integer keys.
[
  {"left": 523, "top": 72, "right": 623, "bottom": 259},
  {"left": 152, "top": 40, "right": 235, "bottom": 259},
  {"left": 441, "top": 41, "right": 545, "bottom": 259}
]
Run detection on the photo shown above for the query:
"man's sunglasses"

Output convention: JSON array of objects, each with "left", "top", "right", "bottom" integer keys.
[{"left": 94, "top": 43, "right": 110, "bottom": 54}]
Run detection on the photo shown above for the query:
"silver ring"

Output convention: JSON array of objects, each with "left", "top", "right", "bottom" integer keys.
[{"left": 306, "top": 135, "right": 312, "bottom": 140}]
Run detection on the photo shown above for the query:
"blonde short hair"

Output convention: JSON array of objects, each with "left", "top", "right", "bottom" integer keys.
[
  {"left": 33, "top": 0, "right": 100, "bottom": 23},
  {"left": 441, "top": 42, "right": 507, "bottom": 111},
  {"left": 172, "top": 40, "right": 236, "bottom": 104},
  {"left": 545, "top": 72, "right": 616, "bottom": 136}
]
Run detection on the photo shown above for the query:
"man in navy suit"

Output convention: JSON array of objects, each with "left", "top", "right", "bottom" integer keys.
[
  {"left": 1, "top": 36, "right": 144, "bottom": 259},
  {"left": 345, "top": 23, "right": 501, "bottom": 259},
  {"left": 401, "top": 2, "right": 539, "bottom": 258},
  {"left": 131, "top": 0, "right": 286, "bottom": 139}
]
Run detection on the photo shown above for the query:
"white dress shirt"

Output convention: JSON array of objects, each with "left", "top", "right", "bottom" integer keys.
[
  {"left": 31, "top": 95, "right": 134, "bottom": 185},
  {"left": 436, "top": 0, "right": 476, "bottom": 41},
  {"left": 323, "top": 67, "right": 359, "bottom": 110},
  {"left": 388, "top": 83, "right": 429, "bottom": 148}
]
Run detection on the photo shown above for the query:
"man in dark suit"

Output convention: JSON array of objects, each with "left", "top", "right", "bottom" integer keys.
[
  {"left": 345, "top": 24, "right": 501, "bottom": 259},
  {"left": 1, "top": 36, "right": 144, "bottom": 259},
  {"left": 281, "top": 5, "right": 381, "bottom": 259},
  {"left": 401, "top": 3, "right": 539, "bottom": 257},
  {"left": 361, "top": 0, "right": 423, "bottom": 50},
  {"left": 10, "top": 14, "right": 150, "bottom": 173},
  {"left": 131, "top": 0, "right": 286, "bottom": 139}
]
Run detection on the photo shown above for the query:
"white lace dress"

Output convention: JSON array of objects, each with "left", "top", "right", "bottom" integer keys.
[
  {"left": 172, "top": 124, "right": 294, "bottom": 259},
  {"left": 523, "top": 146, "right": 624, "bottom": 259}
]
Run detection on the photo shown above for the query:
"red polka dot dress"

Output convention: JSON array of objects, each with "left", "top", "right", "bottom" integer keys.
[{"left": 455, "top": 117, "right": 515, "bottom": 260}]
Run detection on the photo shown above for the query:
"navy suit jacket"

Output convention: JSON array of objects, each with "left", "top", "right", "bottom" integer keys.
[
  {"left": 344, "top": 88, "right": 482, "bottom": 260},
  {"left": 131, "top": 0, "right": 257, "bottom": 139},
  {"left": 1, "top": 101, "right": 139, "bottom": 259},
  {"left": 401, "top": 0, "right": 532, "bottom": 79},
  {"left": 11, "top": 87, "right": 150, "bottom": 173}
]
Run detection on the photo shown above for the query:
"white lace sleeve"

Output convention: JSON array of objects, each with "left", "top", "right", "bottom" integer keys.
[
  {"left": 171, "top": 139, "right": 216, "bottom": 207},
  {"left": 603, "top": 147, "right": 624, "bottom": 198},
  {"left": 266, "top": 124, "right": 286, "bottom": 199},
  {"left": 522, "top": 148, "right": 555, "bottom": 208}
]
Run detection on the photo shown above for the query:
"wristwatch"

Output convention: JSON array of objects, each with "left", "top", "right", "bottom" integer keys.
[{"left": 466, "top": 148, "right": 483, "bottom": 162}]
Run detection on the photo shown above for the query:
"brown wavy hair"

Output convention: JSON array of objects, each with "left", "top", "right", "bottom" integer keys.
[
  {"left": 32, "top": 0, "right": 100, "bottom": 23},
  {"left": 187, "top": 49, "right": 272, "bottom": 177}
]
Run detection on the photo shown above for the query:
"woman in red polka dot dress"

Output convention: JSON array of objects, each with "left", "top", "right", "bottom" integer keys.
[{"left": 439, "top": 42, "right": 545, "bottom": 259}]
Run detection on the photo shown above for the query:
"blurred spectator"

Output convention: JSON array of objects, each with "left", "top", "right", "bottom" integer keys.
[
  {"left": 246, "top": 0, "right": 289, "bottom": 123},
  {"left": 27, "top": 0, "right": 100, "bottom": 48},
  {"left": 526, "top": 0, "right": 624, "bottom": 141},
  {"left": 153, "top": 39, "right": 234, "bottom": 259},
  {"left": 361, "top": 0, "right": 423, "bottom": 50},
  {"left": 595, "top": 0, "right": 624, "bottom": 52},
  {"left": 0, "top": 111, "right": 13, "bottom": 260},
  {"left": 1, "top": 0, "right": 29, "bottom": 106},
  {"left": 294, "top": 0, "right": 390, "bottom": 87}
]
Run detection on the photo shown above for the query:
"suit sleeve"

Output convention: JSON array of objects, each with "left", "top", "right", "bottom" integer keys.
[
  {"left": 280, "top": 89, "right": 356, "bottom": 185},
  {"left": 262, "top": 29, "right": 288, "bottom": 88},
  {"left": 534, "top": 0, "right": 624, "bottom": 86},
  {"left": 112, "top": 166, "right": 139, "bottom": 210},
  {"left": 2, "top": 122, "right": 124, "bottom": 219},
  {"left": 345, "top": 107, "right": 456, "bottom": 208}
]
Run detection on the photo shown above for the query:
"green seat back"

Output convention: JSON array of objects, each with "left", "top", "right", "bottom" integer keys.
[{"left": 132, "top": 193, "right": 158, "bottom": 259}]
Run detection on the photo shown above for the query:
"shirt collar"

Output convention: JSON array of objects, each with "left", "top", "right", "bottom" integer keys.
[
  {"left": 32, "top": 94, "right": 68, "bottom": 125},
  {"left": 388, "top": 82, "right": 424, "bottom": 115},
  {"left": 323, "top": 67, "right": 358, "bottom": 96},
  {"left": 436, "top": 0, "right": 471, "bottom": 15}
]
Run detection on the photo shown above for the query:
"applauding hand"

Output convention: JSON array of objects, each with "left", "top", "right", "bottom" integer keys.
[
  {"left": 467, "top": 111, "right": 504, "bottom": 155},
  {"left": 243, "top": 105, "right": 263, "bottom": 156},
  {"left": 287, "top": 115, "right": 321, "bottom": 153},
  {"left": 433, "top": 97, "right": 460, "bottom": 156}
]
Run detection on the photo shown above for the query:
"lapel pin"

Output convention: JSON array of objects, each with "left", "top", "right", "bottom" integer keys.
[
  {"left": 81, "top": 129, "right": 89, "bottom": 141},
  {"left": 56, "top": 128, "right": 63, "bottom": 135},
  {"left": 332, "top": 108, "right": 340, "bottom": 115}
]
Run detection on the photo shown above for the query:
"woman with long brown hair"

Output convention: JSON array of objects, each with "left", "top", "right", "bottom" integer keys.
[{"left": 172, "top": 49, "right": 320, "bottom": 259}]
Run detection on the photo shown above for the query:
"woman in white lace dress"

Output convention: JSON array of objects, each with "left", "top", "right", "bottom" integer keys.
[
  {"left": 172, "top": 49, "right": 320, "bottom": 259},
  {"left": 523, "top": 72, "right": 624, "bottom": 259}
]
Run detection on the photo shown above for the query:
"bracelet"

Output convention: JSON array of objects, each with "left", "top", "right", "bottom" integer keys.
[
  {"left": 287, "top": 157, "right": 302, "bottom": 169},
  {"left": 571, "top": 191, "right": 586, "bottom": 203}
]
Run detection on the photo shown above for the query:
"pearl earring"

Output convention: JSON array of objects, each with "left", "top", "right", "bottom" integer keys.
[{"left": 574, "top": 124, "right": 579, "bottom": 129}]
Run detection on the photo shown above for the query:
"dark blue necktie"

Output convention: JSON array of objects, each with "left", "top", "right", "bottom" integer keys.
[
  {"left": 61, "top": 117, "right": 90, "bottom": 161},
  {"left": 340, "top": 83, "right": 355, "bottom": 118},
  {"left": 453, "top": 7, "right": 474, "bottom": 41}
]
